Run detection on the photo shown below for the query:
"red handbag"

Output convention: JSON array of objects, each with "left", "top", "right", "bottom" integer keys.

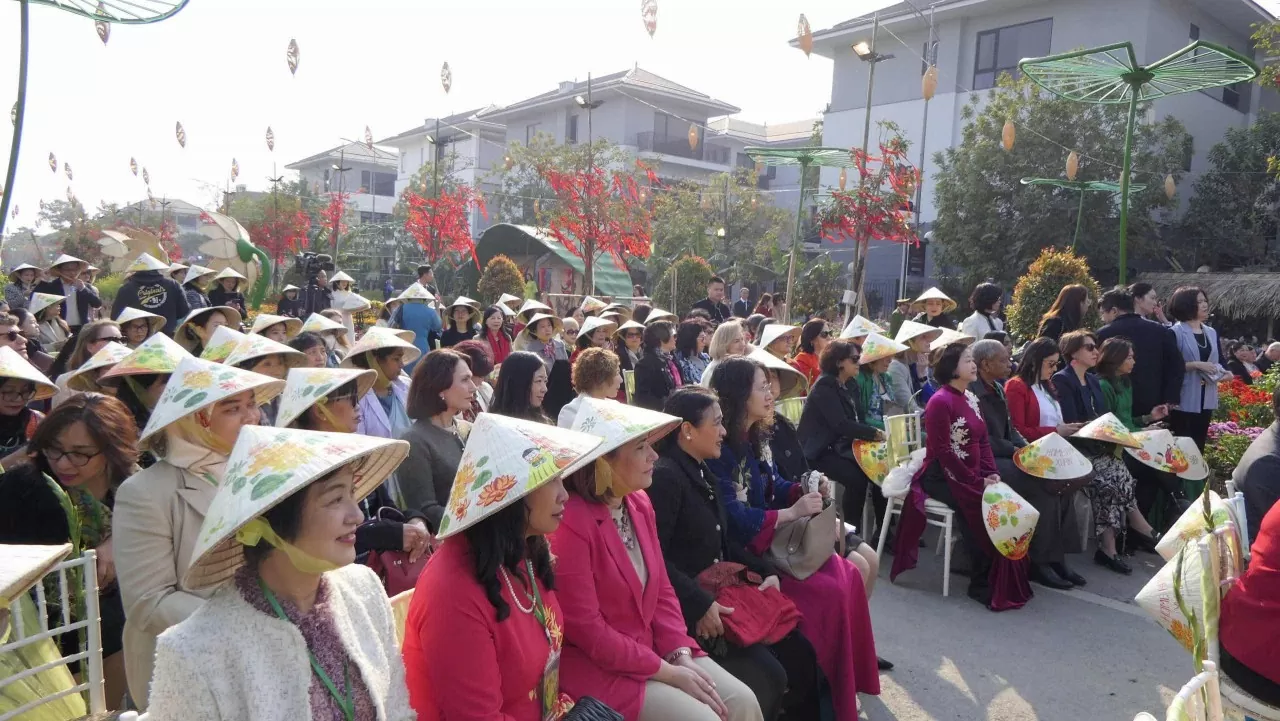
[
  {"left": 363, "top": 508, "right": 430, "bottom": 595},
  {"left": 696, "top": 563, "right": 801, "bottom": 648}
]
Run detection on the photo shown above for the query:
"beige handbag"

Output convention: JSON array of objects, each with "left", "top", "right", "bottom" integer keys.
[{"left": 769, "top": 501, "right": 841, "bottom": 581}]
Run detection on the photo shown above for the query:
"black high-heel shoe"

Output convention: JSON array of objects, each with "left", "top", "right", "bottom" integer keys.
[
  {"left": 1127, "top": 528, "right": 1162, "bottom": 554},
  {"left": 1094, "top": 549, "right": 1132, "bottom": 575}
]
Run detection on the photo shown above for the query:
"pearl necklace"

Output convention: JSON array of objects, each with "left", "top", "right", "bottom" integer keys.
[{"left": 500, "top": 567, "right": 535, "bottom": 614}]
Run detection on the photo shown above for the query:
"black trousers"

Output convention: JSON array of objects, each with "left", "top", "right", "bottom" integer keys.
[
  {"left": 918, "top": 462, "right": 991, "bottom": 591},
  {"left": 997, "top": 458, "right": 1080, "bottom": 565},
  {"left": 716, "top": 631, "right": 821, "bottom": 721},
  {"left": 1123, "top": 453, "right": 1185, "bottom": 527},
  {"left": 1169, "top": 407, "right": 1214, "bottom": 451},
  {"left": 812, "top": 451, "right": 885, "bottom": 538}
]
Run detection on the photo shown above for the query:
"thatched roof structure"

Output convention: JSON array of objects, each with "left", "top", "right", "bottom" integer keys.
[{"left": 1137, "top": 272, "right": 1280, "bottom": 320}]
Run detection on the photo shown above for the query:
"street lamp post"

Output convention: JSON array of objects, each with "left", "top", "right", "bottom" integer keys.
[
  {"left": 574, "top": 74, "right": 604, "bottom": 295},
  {"left": 849, "top": 13, "right": 895, "bottom": 317},
  {"left": 330, "top": 148, "right": 351, "bottom": 257}
]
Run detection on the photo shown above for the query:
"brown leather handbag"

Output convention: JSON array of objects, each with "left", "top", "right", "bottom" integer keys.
[{"left": 768, "top": 501, "right": 841, "bottom": 580}]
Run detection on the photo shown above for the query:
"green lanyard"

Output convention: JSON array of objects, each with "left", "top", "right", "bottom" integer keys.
[
  {"left": 523, "top": 559, "right": 550, "bottom": 635},
  {"left": 258, "top": 579, "right": 355, "bottom": 721}
]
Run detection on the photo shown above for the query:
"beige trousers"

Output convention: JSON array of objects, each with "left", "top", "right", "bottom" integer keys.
[{"left": 638, "top": 656, "right": 764, "bottom": 721}]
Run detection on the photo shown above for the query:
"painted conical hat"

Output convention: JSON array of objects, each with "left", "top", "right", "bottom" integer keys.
[
  {"left": 437, "top": 413, "right": 603, "bottom": 539},
  {"left": 28, "top": 293, "right": 65, "bottom": 316},
  {"left": 1171, "top": 437, "right": 1209, "bottom": 482},
  {"left": 183, "top": 427, "right": 410, "bottom": 590},
  {"left": 1155, "top": 490, "right": 1241, "bottom": 562},
  {"left": 498, "top": 293, "right": 523, "bottom": 308},
  {"left": 339, "top": 326, "right": 421, "bottom": 368},
  {"left": 1135, "top": 543, "right": 1210, "bottom": 654},
  {"left": 64, "top": 342, "right": 133, "bottom": 391},
  {"left": 275, "top": 368, "right": 377, "bottom": 429},
  {"left": 523, "top": 313, "right": 564, "bottom": 335},
  {"left": 224, "top": 333, "right": 307, "bottom": 371},
  {"left": 199, "top": 326, "right": 248, "bottom": 363},
  {"left": 176, "top": 306, "right": 243, "bottom": 352},
  {"left": 125, "top": 252, "right": 169, "bottom": 274},
  {"left": 0, "top": 544, "right": 72, "bottom": 606},
  {"left": 981, "top": 482, "right": 1040, "bottom": 560},
  {"left": 0, "top": 346, "right": 57, "bottom": 401},
  {"left": 114, "top": 306, "right": 166, "bottom": 335},
  {"left": 212, "top": 266, "right": 246, "bottom": 282},
  {"left": 746, "top": 345, "right": 808, "bottom": 399},
  {"left": 1123, "top": 430, "right": 1210, "bottom": 482},
  {"left": 894, "top": 319, "right": 944, "bottom": 345},
  {"left": 100, "top": 332, "right": 190, "bottom": 381},
  {"left": 564, "top": 399, "right": 681, "bottom": 480},
  {"left": 7, "top": 263, "right": 39, "bottom": 284},
  {"left": 579, "top": 295, "right": 608, "bottom": 313},
  {"left": 910, "top": 286, "right": 957, "bottom": 314},
  {"left": 444, "top": 296, "right": 481, "bottom": 324},
  {"left": 857, "top": 332, "right": 909, "bottom": 365},
  {"left": 838, "top": 315, "right": 881, "bottom": 340},
  {"left": 167, "top": 262, "right": 188, "bottom": 276},
  {"left": 1014, "top": 433, "right": 1092, "bottom": 480},
  {"left": 396, "top": 283, "right": 436, "bottom": 302},
  {"left": 758, "top": 324, "right": 799, "bottom": 349},
  {"left": 281, "top": 284, "right": 300, "bottom": 293},
  {"left": 1070, "top": 412, "right": 1141, "bottom": 448},
  {"left": 496, "top": 301, "right": 517, "bottom": 317},
  {"left": 852, "top": 440, "right": 893, "bottom": 486},
  {"left": 645, "top": 308, "right": 676, "bottom": 324},
  {"left": 579, "top": 315, "right": 618, "bottom": 338},
  {"left": 332, "top": 291, "right": 372, "bottom": 313},
  {"left": 516, "top": 299, "right": 552, "bottom": 322},
  {"left": 249, "top": 313, "right": 303, "bottom": 339},
  {"left": 300, "top": 312, "right": 347, "bottom": 337},
  {"left": 329, "top": 271, "right": 355, "bottom": 284},
  {"left": 45, "top": 254, "right": 86, "bottom": 273},
  {"left": 613, "top": 320, "right": 645, "bottom": 338},
  {"left": 928, "top": 327, "right": 975, "bottom": 353},
  {"left": 603, "top": 304, "right": 634, "bottom": 322},
  {"left": 181, "top": 264, "right": 216, "bottom": 285},
  {"left": 139, "top": 356, "right": 285, "bottom": 444}
]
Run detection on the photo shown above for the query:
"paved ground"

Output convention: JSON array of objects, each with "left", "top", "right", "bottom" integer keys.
[{"left": 858, "top": 530, "right": 1188, "bottom": 720}]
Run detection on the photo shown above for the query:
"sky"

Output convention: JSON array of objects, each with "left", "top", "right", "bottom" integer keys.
[{"left": 2, "top": 0, "right": 1278, "bottom": 237}]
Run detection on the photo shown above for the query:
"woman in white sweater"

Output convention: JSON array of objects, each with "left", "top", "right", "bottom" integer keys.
[
  {"left": 960, "top": 282, "right": 1004, "bottom": 339},
  {"left": 146, "top": 425, "right": 415, "bottom": 721}
]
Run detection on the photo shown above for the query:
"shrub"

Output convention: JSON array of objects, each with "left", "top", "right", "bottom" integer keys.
[
  {"left": 792, "top": 260, "right": 844, "bottom": 320},
  {"left": 477, "top": 254, "right": 525, "bottom": 305},
  {"left": 1006, "top": 247, "right": 1103, "bottom": 341},
  {"left": 94, "top": 273, "right": 124, "bottom": 305},
  {"left": 654, "top": 255, "right": 713, "bottom": 315}
]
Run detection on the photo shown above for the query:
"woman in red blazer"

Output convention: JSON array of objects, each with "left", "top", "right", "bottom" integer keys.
[
  {"left": 1005, "top": 338, "right": 1080, "bottom": 441},
  {"left": 551, "top": 398, "right": 764, "bottom": 721}
]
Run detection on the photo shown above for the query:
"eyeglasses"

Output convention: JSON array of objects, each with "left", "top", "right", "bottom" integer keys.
[
  {"left": 623, "top": 332, "right": 643, "bottom": 339},
  {"left": 564, "top": 330, "right": 579, "bottom": 336},
  {"left": 1082, "top": 344, "right": 1097, "bottom": 351},
  {"left": 94, "top": 335, "right": 125, "bottom": 344},
  {"left": 44, "top": 446, "right": 102, "bottom": 467},
  {"left": 0, "top": 388, "right": 33, "bottom": 402}
]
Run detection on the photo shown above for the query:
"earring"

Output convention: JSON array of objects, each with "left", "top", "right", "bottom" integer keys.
[{"left": 685, "top": 434, "right": 692, "bottom": 440}]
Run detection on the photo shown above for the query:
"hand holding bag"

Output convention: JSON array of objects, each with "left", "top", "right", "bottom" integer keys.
[
  {"left": 769, "top": 501, "right": 840, "bottom": 580},
  {"left": 364, "top": 508, "right": 431, "bottom": 595}
]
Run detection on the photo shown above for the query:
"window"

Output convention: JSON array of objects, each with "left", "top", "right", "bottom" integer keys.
[
  {"left": 566, "top": 114, "right": 579, "bottom": 144},
  {"left": 653, "top": 112, "right": 674, "bottom": 141},
  {"left": 525, "top": 123, "right": 541, "bottom": 145},
  {"left": 360, "top": 170, "right": 396, "bottom": 196},
  {"left": 973, "top": 19, "right": 1052, "bottom": 90}
]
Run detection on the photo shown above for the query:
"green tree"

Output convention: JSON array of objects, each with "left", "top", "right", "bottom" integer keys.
[
  {"left": 932, "top": 75, "right": 1190, "bottom": 290},
  {"left": 477, "top": 254, "right": 526, "bottom": 305},
  {"left": 654, "top": 255, "right": 713, "bottom": 314},
  {"left": 791, "top": 257, "right": 844, "bottom": 320},
  {"left": 1006, "top": 246, "right": 1103, "bottom": 340}
]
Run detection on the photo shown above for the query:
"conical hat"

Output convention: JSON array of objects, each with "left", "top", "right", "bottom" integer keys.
[
  {"left": 0, "top": 544, "right": 72, "bottom": 606},
  {"left": 114, "top": 306, "right": 165, "bottom": 335},
  {"left": 579, "top": 295, "right": 608, "bottom": 313},
  {"left": 332, "top": 291, "right": 372, "bottom": 313},
  {"left": 496, "top": 301, "right": 517, "bottom": 317},
  {"left": 249, "top": 313, "right": 303, "bottom": 339},
  {"left": 516, "top": 299, "right": 552, "bottom": 322},
  {"left": 758, "top": 324, "right": 799, "bottom": 349},
  {"left": 396, "top": 284, "right": 436, "bottom": 302},
  {"left": 613, "top": 320, "right": 645, "bottom": 338},
  {"left": 603, "top": 304, "right": 634, "bottom": 323},
  {"left": 838, "top": 315, "right": 881, "bottom": 340},
  {"left": 125, "top": 253, "right": 169, "bottom": 274},
  {"left": 437, "top": 413, "right": 604, "bottom": 539},
  {"left": 0, "top": 346, "right": 57, "bottom": 401},
  {"left": 1135, "top": 543, "right": 1209, "bottom": 654},
  {"left": 579, "top": 315, "right": 618, "bottom": 338},
  {"left": 444, "top": 296, "right": 481, "bottom": 324},
  {"left": 450, "top": 295, "right": 482, "bottom": 311},
  {"left": 1155, "top": 491, "right": 1241, "bottom": 562},
  {"left": 45, "top": 254, "right": 86, "bottom": 273},
  {"left": 894, "top": 319, "right": 944, "bottom": 346},
  {"left": 139, "top": 356, "right": 285, "bottom": 444},
  {"left": 746, "top": 345, "right": 808, "bottom": 399},
  {"left": 981, "top": 482, "right": 1040, "bottom": 560},
  {"left": 167, "top": 262, "right": 188, "bottom": 276},
  {"left": 852, "top": 440, "right": 893, "bottom": 485},
  {"left": 600, "top": 311, "right": 624, "bottom": 324},
  {"left": 275, "top": 368, "right": 377, "bottom": 429},
  {"left": 212, "top": 266, "right": 246, "bottom": 282},
  {"left": 339, "top": 327, "right": 421, "bottom": 368},
  {"left": 176, "top": 306, "right": 243, "bottom": 352},
  {"left": 564, "top": 398, "right": 681, "bottom": 478},
  {"left": 300, "top": 312, "right": 347, "bottom": 337},
  {"left": 645, "top": 308, "right": 677, "bottom": 324},
  {"left": 183, "top": 427, "right": 410, "bottom": 590},
  {"left": 64, "top": 342, "right": 134, "bottom": 391},
  {"left": 498, "top": 293, "right": 523, "bottom": 308},
  {"left": 928, "top": 327, "right": 975, "bottom": 353},
  {"left": 1014, "top": 433, "right": 1092, "bottom": 481},
  {"left": 100, "top": 333, "right": 190, "bottom": 381},
  {"left": 1123, "top": 430, "right": 1209, "bottom": 482},
  {"left": 224, "top": 333, "right": 307, "bottom": 371},
  {"left": 857, "top": 332, "right": 908, "bottom": 365},
  {"left": 1171, "top": 437, "right": 1209, "bottom": 482},
  {"left": 1070, "top": 412, "right": 1141, "bottom": 448},
  {"left": 329, "top": 271, "right": 354, "bottom": 284},
  {"left": 7, "top": 263, "right": 39, "bottom": 284},
  {"left": 910, "top": 286, "right": 957, "bottom": 314},
  {"left": 28, "top": 293, "right": 65, "bottom": 316},
  {"left": 199, "top": 326, "right": 248, "bottom": 363},
  {"left": 182, "top": 264, "right": 216, "bottom": 285},
  {"left": 281, "top": 284, "right": 300, "bottom": 293},
  {"left": 523, "top": 313, "right": 564, "bottom": 335}
]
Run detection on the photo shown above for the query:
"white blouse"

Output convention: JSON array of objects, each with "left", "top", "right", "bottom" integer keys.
[{"left": 1032, "top": 383, "right": 1064, "bottom": 428}]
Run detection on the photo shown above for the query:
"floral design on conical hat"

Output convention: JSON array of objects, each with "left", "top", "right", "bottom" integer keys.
[
  {"left": 910, "top": 286, "right": 957, "bottom": 314},
  {"left": 100, "top": 333, "right": 190, "bottom": 381},
  {"left": 0, "top": 346, "right": 57, "bottom": 401},
  {"left": 199, "top": 326, "right": 248, "bottom": 363},
  {"left": 746, "top": 345, "right": 808, "bottom": 399},
  {"left": 579, "top": 315, "right": 618, "bottom": 338},
  {"left": 396, "top": 283, "right": 436, "bottom": 302},
  {"left": 928, "top": 328, "right": 975, "bottom": 354},
  {"left": 176, "top": 306, "right": 243, "bottom": 352},
  {"left": 125, "top": 253, "right": 169, "bottom": 274},
  {"left": 579, "top": 295, "right": 608, "bottom": 313},
  {"left": 1171, "top": 437, "right": 1209, "bottom": 482},
  {"left": 644, "top": 308, "right": 676, "bottom": 324},
  {"left": 1070, "top": 412, "right": 1141, "bottom": 448},
  {"left": 1014, "top": 433, "right": 1092, "bottom": 480},
  {"left": 437, "top": 413, "right": 603, "bottom": 540},
  {"left": 838, "top": 315, "right": 881, "bottom": 340},
  {"left": 516, "top": 299, "right": 552, "bottom": 322},
  {"left": 1155, "top": 490, "right": 1242, "bottom": 562},
  {"left": 7, "top": 263, "right": 39, "bottom": 284},
  {"left": 184, "top": 427, "right": 410, "bottom": 590},
  {"left": 65, "top": 342, "right": 133, "bottom": 391},
  {"left": 339, "top": 327, "right": 420, "bottom": 368},
  {"left": 45, "top": 254, "right": 86, "bottom": 273},
  {"left": 249, "top": 313, "right": 303, "bottom": 339},
  {"left": 981, "top": 482, "right": 1040, "bottom": 560},
  {"left": 0, "top": 544, "right": 72, "bottom": 606},
  {"left": 275, "top": 367, "right": 377, "bottom": 429},
  {"left": 300, "top": 312, "right": 347, "bottom": 336},
  {"left": 894, "top": 319, "right": 944, "bottom": 345},
  {"left": 28, "top": 293, "right": 65, "bottom": 317},
  {"left": 1123, "top": 430, "right": 1209, "bottom": 482},
  {"left": 332, "top": 292, "right": 372, "bottom": 313},
  {"left": 613, "top": 320, "right": 645, "bottom": 337},
  {"left": 329, "top": 271, "right": 355, "bottom": 284},
  {"left": 139, "top": 356, "right": 285, "bottom": 444},
  {"left": 857, "top": 332, "right": 909, "bottom": 365},
  {"left": 114, "top": 306, "right": 165, "bottom": 335},
  {"left": 852, "top": 440, "right": 892, "bottom": 485},
  {"left": 181, "top": 264, "right": 216, "bottom": 285},
  {"left": 224, "top": 333, "right": 307, "bottom": 371},
  {"left": 564, "top": 398, "right": 681, "bottom": 479},
  {"left": 758, "top": 324, "right": 799, "bottom": 349},
  {"left": 1134, "top": 541, "right": 1237, "bottom": 654}
]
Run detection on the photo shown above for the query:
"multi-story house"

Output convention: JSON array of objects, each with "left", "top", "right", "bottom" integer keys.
[
  {"left": 706, "top": 117, "right": 819, "bottom": 218},
  {"left": 801, "top": 0, "right": 1277, "bottom": 306},
  {"left": 285, "top": 141, "right": 398, "bottom": 225}
]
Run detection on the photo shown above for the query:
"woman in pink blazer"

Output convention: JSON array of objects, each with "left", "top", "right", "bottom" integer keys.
[{"left": 551, "top": 398, "right": 763, "bottom": 721}]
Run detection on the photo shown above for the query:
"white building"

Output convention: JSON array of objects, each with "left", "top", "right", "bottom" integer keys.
[{"left": 284, "top": 141, "right": 398, "bottom": 225}]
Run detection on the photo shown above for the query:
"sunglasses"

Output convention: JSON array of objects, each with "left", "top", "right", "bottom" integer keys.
[
  {"left": 820, "top": 330, "right": 834, "bottom": 338},
  {"left": 95, "top": 335, "right": 125, "bottom": 344},
  {"left": 1082, "top": 343, "right": 1098, "bottom": 351},
  {"left": 1, "top": 330, "right": 19, "bottom": 342}
]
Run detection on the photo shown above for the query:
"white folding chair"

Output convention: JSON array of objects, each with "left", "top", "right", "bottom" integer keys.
[
  {"left": 1165, "top": 660, "right": 1224, "bottom": 721},
  {"left": 623, "top": 370, "right": 635, "bottom": 404},
  {"left": 117, "top": 712, "right": 151, "bottom": 721},
  {"left": 1225, "top": 491, "right": 1250, "bottom": 562},
  {"left": 0, "top": 550, "right": 105, "bottom": 721}
]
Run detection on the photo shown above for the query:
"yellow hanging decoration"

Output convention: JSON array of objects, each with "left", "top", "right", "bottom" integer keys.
[
  {"left": 700, "top": 194, "right": 711, "bottom": 211},
  {"left": 839, "top": 167, "right": 848, "bottom": 191},
  {"left": 688, "top": 123, "right": 699, "bottom": 152},
  {"left": 1001, "top": 120, "right": 1015, "bottom": 151},
  {"left": 1066, "top": 151, "right": 1079, "bottom": 181},
  {"left": 533, "top": 198, "right": 541, "bottom": 215},
  {"left": 1164, "top": 174, "right": 1177, "bottom": 200},
  {"left": 798, "top": 14, "right": 813, "bottom": 58},
  {"left": 922, "top": 65, "right": 938, "bottom": 101}
]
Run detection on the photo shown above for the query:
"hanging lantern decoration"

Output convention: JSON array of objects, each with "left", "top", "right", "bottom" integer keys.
[
  {"left": 751, "top": 196, "right": 759, "bottom": 208},
  {"left": 95, "top": 1, "right": 110, "bottom": 45},
  {"left": 922, "top": 65, "right": 938, "bottom": 101},
  {"left": 66, "top": 187, "right": 75, "bottom": 203},
  {"left": 142, "top": 167, "right": 150, "bottom": 186},
  {"left": 312, "top": 181, "right": 320, "bottom": 194},
  {"left": 129, "top": 157, "right": 137, "bottom": 176},
  {"left": 1001, "top": 119, "right": 1015, "bottom": 151},
  {"left": 441, "top": 62, "right": 452, "bottom": 94},
  {"left": 64, "top": 163, "right": 72, "bottom": 181},
  {"left": 533, "top": 198, "right": 541, "bottom": 215},
  {"left": 266, "top": 126, "right": 275, "bottom": 152},
  {"left": 1164, "top": 174, "right": 1177, "bottom": 199},
  {"left": 364, "top": 126, "right": 373, "bottom": 150},
  {"left": 839, "top": 167, "right": 848, "bottom": 191},
  {"left": 700, "top": 193, "right": 711, "bottom": 211},
  {"left": 147, "top": 187, "right": 155, "bottom": 205},
  {"left": 231, "top": 158, "right": 240, "bottom": 181},
  {"left": 754, "top": 160, "right": 765, "bottom": 175},
  {"left": 687, "top": 123, "right": 699, "bottom": 152},
  {"left": 175, "top": 121, "right": 186, "bottom": 148},
  {"left": 1066, "top": 151, "right": 1080, "bottom": 181},
  {"left": 48, "top": 153, "right": 56, "bottom": 172},
  {"left": 504, "top": 155, "right": 514, "bottom": 171},
  {"left": 639, "top": 188, "right": 648, "bottom": 204},
  {"left": 286, "top": 38, "right": 299, "bottom": 76},
  {"left": 798, "top": 14, "right": 813, "bottom": 57},
  {"left": 641, "top": 0, "right": 657, "bottom": 38}
]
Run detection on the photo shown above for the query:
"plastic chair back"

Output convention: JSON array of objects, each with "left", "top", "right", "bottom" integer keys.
[
  {"left": 776, "top": 397, "right": 804, "bottom": 425},
  {"left": 623, "top": 370, "right": 635, "bottom": 403}
]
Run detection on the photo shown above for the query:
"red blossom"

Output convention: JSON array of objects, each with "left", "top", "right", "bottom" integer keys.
[
  {"left": 252, "top": 207, "right": 312, "bottom": 265},
  {"left": 539, "top": 161, "right": 654, "bottom": 275},
  {"left": 319, "top": 191, "right": 350, "bottom": 254},
  {"left": 819, "top": 147, "right": 919, "bottom": 247},
  {"left": 402, "top": 184, "right": 486, "bottom": 267}
]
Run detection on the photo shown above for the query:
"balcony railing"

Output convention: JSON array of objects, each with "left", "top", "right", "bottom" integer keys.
[{"left": 635, "top": 131, "right": 731, "bottom": 165}]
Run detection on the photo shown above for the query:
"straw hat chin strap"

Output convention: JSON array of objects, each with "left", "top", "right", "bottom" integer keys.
[
  {"left": 175, "top": 411, "right": 235, "bottom": 456},
  {"left": 366, "top": 351, "right": 392, "bottom": 391},
  {"left": 236, "top": 517, "right": 339, "bottom": 575},
  {"left": 125, "top": 377, "right": 156, "bottom": 411},
  {"left": 314, "top": 396, "right": 355, "bottom": 433}
]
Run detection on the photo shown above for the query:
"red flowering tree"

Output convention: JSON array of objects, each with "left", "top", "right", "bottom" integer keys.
[
  {"left": 816, "top": 137, "right": 919, "bottom": 246},
  {"left": 401, "top": 183, "right": 487, "bottom": 267},
  {"left": 252, "top": 208, "right": 312, "bottom": 265},
  {"left": 319, "top": 190, "right": 350, "bottom": 256}
]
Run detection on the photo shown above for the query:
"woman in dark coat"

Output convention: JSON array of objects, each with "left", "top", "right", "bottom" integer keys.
[
  {"left": 633, "top": 319, "right": 680, "bottom": 410},
  {"left": 1037, "top": 284, "right": 1089, "bottom": 342}
]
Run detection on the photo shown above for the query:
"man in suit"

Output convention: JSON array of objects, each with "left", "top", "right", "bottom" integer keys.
[
  {"left": 732, "top": 286, "right": 751, "bottom": 318},
  {"left": 690, "top": 276, "right": 732, "bottom": 325},
  {"left": 1232, "top": 385, "right": 1280, "bottom": 543},
  {"left": 33, "top": 255, "right": 102, "bottom": 335},
  {"left": 1097, "top": 288, "right": 1184, "bottom": 418},
  {"left": 1257, "top": 342, "right": 1280, "bottom": 375}
]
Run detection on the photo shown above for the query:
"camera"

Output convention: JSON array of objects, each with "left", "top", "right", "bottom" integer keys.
[{"left": 295, "top": 252, "right": 335, "bottom": 283}]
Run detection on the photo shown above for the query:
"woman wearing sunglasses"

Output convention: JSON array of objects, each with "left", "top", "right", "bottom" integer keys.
[{"left": 788, "top": 319, "right": 830, "bottom": 388}]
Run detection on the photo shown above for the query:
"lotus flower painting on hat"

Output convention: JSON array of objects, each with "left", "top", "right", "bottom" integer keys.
[
  {"left": 1014, "top": 433, "right": 1092, "bottom": 480},
  {"left": 981, "top": 482, "right": 1039, "bottom": 560},
  {"left": 852, "top": 440, "right": 892, "bottom": 485},
  {"left": 1071, "top": 412, "right": 1141, "bottom": 448}
]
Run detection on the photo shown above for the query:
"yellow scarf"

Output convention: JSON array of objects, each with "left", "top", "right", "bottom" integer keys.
[
  {"left": 236, "top": 517, "right": 338, "bottom": 574},
  {"left": 366, "top": 352, "right": 392, "bottom": 392}
]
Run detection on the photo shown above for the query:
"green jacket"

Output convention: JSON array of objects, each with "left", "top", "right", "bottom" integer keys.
[{"left": 1099, "top": 376, "right": 1141, "bottom": 432}]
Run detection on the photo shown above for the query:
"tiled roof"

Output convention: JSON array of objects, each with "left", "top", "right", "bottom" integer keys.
[
  {"left": 284, "top": 141, "right": 397, "bottom": 170},
  {"left": 377, "top": 107, "right": 504, "bottom": 146},
  {"left": 478, "top": 67, "right": 739, "bottom": 120}
]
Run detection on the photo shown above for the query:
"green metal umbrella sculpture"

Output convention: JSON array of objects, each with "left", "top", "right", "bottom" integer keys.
[
  {"left": 1, "top": 0, "right": 191, "bottom": 239},
  {"left": 1019, "top": 177, "right": 1147, "bottom": 250},
  {"left": 1018, "top": 41, "right": 1258, "bottom": 282},
  {"left": 744, "top": 146, "right": 859, "bottom": 310}
]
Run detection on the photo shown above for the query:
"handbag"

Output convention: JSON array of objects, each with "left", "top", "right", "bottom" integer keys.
[
  {"left": 768, "top": 501, "right": 840, "bottom": 581},
  {"left": 562, "top": 696, "right": 624, "bottom": 721},
  {"left": 364, "top": 508, "right": 430, "bottom": 595}
]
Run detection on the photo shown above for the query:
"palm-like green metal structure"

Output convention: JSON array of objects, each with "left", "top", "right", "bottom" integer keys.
[
  {"left": 1, "top": 0, "right": 190, "bottom": 239},
  {"left": 1019, "top": 177, "right": 1147, "bottom": 249},
  {"left": 1019, "top": 41, "right": 1258, "bottom": 282}
]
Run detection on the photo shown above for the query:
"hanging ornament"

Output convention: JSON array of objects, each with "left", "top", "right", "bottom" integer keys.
[
  {"left": 175, "top": 121, "right": 187, "bottom": 148},
  {"left": 1001, "top": 119, "right": 1015, "bottom": 151},
  {"left": 441, "top": 62, "right": 452, "bottom": 94},
  {"left": 147, "top": 187, "right": 155, "bottom": 205},
  {"left": 688, "top": 123, "right": 699, "bottom": 152},
  {"left": 66, "top": 187, "right": 75, "bottom": 203},
  {"left": 231, "top": 158, "right": 240, "bottom": 181},
  {"left": 312, "top": 181, "right": 320, "bottom": 194},
  {"left": 700, "top": 194, "right": 711, "bottom": 211},
  {"left": 143, "top": 168, "right": 151, "bottom": 186},
  {"left": 9, "top": 206, "right": 16, "bottom": 219},
  {"left": 504, "top": 155, "right": 514, "bottom": 171},
  {"left": 754, "top": 160, "right": 765, "bottom": 175},
  {"left": 839, "top": 167, "right": 848, "bottom": 190},
  {"left": 1164, "top": 174, "right": 1177, "bottom": 199},
  {"left": 798, "top": 14, "right": 813, "bottom": 57},
  {"left": 48, "top": 153, "right": 56, "bottom": 172},
  {"left": 533, "top": 198, "right": 541, "bottom": 215},
  {"left": 266, "top": 126, "right": 276, "bottom": 152},
  {"left": 641, "top": 0, "right": 657, "bottom": 38},
  {"left": 922, "top": 65, "right": 938, "bottom": 101},
  {"left": 639, "top": 188, "right": 648, "bottom": 204},
  {"left": 129, "top": 157, "right": 138, "bottom": 176},
  {"left": 287, "top": 39, "right": 300, "bottom": 76},
  {"left": 1066, "top": 151, "right": 1080, "bottom": 181},
  {"left": 64, "top": 163, "right": 72, "bottom": 181},
  {"left": 93, "top": 2, "right": 110, "bottom": 45},
  {"left": 364, "top": 126, "right": 373, "bottom": 150}
]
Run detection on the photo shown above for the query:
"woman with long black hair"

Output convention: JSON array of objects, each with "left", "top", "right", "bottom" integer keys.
[
  {"left": 490, "top": 350, "right": 553, "bottom": 424},
  {"left": 1037, "top": 284, "right": 1090, "bottom": 342}
]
